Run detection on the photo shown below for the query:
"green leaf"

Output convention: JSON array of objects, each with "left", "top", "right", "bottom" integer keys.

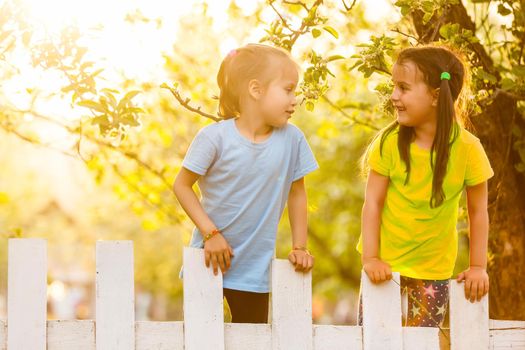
[
  {"left": 305, "top": 101, "right": 315, "bottom": 111},
  {"left": 327, "top": 55, "right": 345, "bottom": 62},
  {"left": 117, "top": 90, "right": 141, "bottom": 111},
  {"left": 323, "top": 26, "right": 339, "bottom": 39},
  {"left": 77, "top": 100, "right": 108, "bottom": 114},
  {"left": 312, "top": 28, "right": 321, "bottom": 38}
]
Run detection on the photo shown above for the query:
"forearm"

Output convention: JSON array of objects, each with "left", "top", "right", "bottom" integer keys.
[
  {"left": 174, "top": 184, "right": 217, "bottom": 237},
  {"left": 468, "top": 210, "right": 489, "bottom": 268},
  {"left": 288, "top": 184, "right": 308, "bottom": 249},
  {"left": 361, "top": 201, "right": 383, "bottom": 262}
]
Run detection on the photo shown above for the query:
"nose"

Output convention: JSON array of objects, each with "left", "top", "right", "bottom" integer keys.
[
  {"left": 291, "top": 95, "right": 298, "bottom": 106},
  {"left": 391, "top": 87, "right": 400, "bottom": 102}
]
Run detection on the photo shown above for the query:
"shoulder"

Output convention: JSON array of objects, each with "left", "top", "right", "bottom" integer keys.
[
  {"left": 276, "top": 122, "right": 310, "bottom": 146},
  {"left": 198, "top": 119, "right": 229, "bottom": 137},
  {"left": 281, "top": 122, "right": 306, "bottom": 138},
  {"left": 455, "top": 128, "right": 485, "bottom": 154},
  {"left": 457, "top": 128, "right": 481, "bottom": 145},
  {"left": 371, "top": 125, "right": 398, "bottom": 150},
  {"left": 194, "top": 119, "right": 232, "bottom": 147}
]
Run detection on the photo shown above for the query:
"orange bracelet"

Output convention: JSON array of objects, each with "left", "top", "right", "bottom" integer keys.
[
  {"left": 292, "top": 246, "right": 312, "bottom": 256},
  {"left": 203, "top": 229, "right": 221, "bottom": 242}
]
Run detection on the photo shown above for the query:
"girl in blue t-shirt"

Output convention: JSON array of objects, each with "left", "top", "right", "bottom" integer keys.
[{"left": 173, "top": 43, "right": 318, "bottom": 323}]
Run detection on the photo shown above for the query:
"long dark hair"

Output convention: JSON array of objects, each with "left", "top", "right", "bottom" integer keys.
[
  {"left": 216, "top": 44, "right": 297, "bottom": 119},
  {"left": 379, "top": 46, "right": 465, "bottom": 208}
]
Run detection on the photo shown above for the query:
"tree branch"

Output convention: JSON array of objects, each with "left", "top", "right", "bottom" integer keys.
[
  {"left": 321, "top": 96, "right": 380, "bottom": 130},
  {"left": 160, "top": 83, "right": 221, "bottom": 122}
]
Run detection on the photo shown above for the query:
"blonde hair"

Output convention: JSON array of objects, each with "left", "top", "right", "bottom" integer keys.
[{"left": 217, "top": 43, "right": 299, "bottom": 119}]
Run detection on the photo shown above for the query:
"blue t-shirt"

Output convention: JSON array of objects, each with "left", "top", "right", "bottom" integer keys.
[{"left": 180, "top": 118, "right": 318, "bottom": 292}]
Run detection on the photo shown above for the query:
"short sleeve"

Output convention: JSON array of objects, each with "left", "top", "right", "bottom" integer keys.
[
  {"left": 367, "top": 134, "right": 392, "bottom": 177},
  {"left": 464, "top": 139, "right": 494, "bottom": 186},
  {"left": 293, "top": 133, "right": 319, "bottom": 181},
  {"left": 182, "top": 129, "right": 217, "bottom": 175}
]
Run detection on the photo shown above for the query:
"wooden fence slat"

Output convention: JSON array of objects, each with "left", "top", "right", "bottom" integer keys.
[
  {"left": 361, "top": 271, "right": 402, "bottom": 350},
  {"left": 135, "top": 321, "right": 184, "bottom": 350},
  {"left": 183, "top": 247, "right": 224, "bottom": 350},
  {"left": 489, "top": 320, "right": 525, "bottom": 349},
  {"left": 0, "top": 320, "right": 6, "bottom": 350},
  {"left": 313, "top": 325, "right": 362, "bottom": 350},
  {"left": 225, "top": 323, "right": 272, "bottom": 350},
  {"left": 403, "top": 327, "right": 440, "bottom": 350},
  {"left": 96, "top": 241, "right": 135, "bottom": 350},
  {"left": 7, "top": 238, "right": 47, "bottom": 350},
  {"left": 271, "top": 259, "right": 313, "bottom": 350},
  {"left": 449, "top": 279, "right": 489, "bottom": 349},
  {"left": 47, "top": 320, "right": 95, "bottom": 350}
]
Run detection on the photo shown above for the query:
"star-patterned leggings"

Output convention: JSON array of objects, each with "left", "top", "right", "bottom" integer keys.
[{"left": 358, "top": 276, "right": 450, "bottom": 327}]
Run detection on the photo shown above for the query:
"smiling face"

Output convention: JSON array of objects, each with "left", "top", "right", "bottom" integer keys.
[
  {"left": 258, "top": 58, "right": 299, "bottom": 128},
  {"left": 391, "top": 60, "right": 438, "bottom": 129}
]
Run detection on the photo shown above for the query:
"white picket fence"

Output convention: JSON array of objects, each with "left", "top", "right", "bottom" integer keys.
[{"left": 0, "top": 238, "right": 524, "bottom": 349}]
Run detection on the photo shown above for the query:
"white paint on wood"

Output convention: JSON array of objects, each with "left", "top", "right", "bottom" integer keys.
[
  {"left": 0, "top": 320, "right": 6, "bottom": 350},
  {"left": 449, "top": 280, "right": 489, "bottom": 350},
  {"left": 490, "top": 319, "right": 525, "bottom": 330},
  {"left": 47, "top": 320, "right": 95, "bottom": 350},
  {"left": 271, "top": 259, "right": 313, "bottom": 350},
  {"left": 135, "top": 321, "right": 184, "bottom": 350},
  {"left": 224, "top": 323, "right": 271, "bottom": 350},
  {"left": 489, "top": 319, "right": 525, "bottom": 349},
  {"left": 313, "top": 325, "right": 362, "bottom": 350},
  {"left": 96, "top": 241, "right": 135, "bottom": 350},
  {"left": 361, "top": 270, "right": 403, "bottom": 350},
  {"left": 183, "top": 247, "right": 224, "bottom": 350},
  {"left": 7, "top": 238, "right": 47, "bottom": 350},
  {"left": 403, "top": 327, "right": 440, "bottom": 350}
]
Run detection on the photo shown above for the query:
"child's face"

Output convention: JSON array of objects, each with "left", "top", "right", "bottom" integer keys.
[
  {"left": 258, "top": 61, "right": 299, "bottom": 128},
  {"left": 391, "top": 60, "right": 438, "bottom": 129}
]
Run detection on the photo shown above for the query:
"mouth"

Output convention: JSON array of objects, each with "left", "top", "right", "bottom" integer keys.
[
  {"left": 394, "top": 105, "right": 406, "bottom": 112},
  {"left": 285, "top": 110, "right": 294, "bottom": 118}
]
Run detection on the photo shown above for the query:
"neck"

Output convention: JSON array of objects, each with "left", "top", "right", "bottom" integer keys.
[
  {"left": 236, "top": 110, "right": 273, "bottom": 143},
  {"left": 412, "top": 119, "right": 437, "bottom": 149}
]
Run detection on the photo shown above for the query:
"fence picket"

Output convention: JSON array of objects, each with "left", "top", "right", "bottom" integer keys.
[
  {"left": 271, "top": 259, "right": 313, "bottom": 350},
  {"left": 96, "top": 241, "right": 135, "bottom": 350},
  {"left": 449, "top": 280, "right": 489, "bottom": 350},
  {"left": 361, "top": 271, "right": 403, "bottom": 350},
  {"left": 183, "top": 247, "right": 224, "bottom": 350},
  {"left": 7, "top": 238, "right": 47, "bottom": 350}
]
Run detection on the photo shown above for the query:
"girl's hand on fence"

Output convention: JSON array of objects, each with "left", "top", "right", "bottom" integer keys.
[
  {"left": 362, "top": 257, "right": 392, "bottom": 283},
  {"left": 204, "top": 234, "right": 234, "bottom": 276},
  {"left": 457, "top": 266, "right": 489, "bottom": 303},
  {"left": 288, "top": 249, "right": 314, "bottom": 273}
]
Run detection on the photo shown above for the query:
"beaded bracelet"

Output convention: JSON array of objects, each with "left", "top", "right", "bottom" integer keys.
[
  {"left": 203, "top": 229, "right": 221, "bottom": 242},
  {"left": 292, "top": 246, "right": 313, "bottom": 256}
]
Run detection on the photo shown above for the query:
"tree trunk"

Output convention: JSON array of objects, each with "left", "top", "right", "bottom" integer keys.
[{"left": 412, "top": 2, "right": 525, "bottom": 319}]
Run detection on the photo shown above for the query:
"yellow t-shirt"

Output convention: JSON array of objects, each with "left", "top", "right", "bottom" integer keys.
[{"left": 357, "top": 126, "right": 494, "bottom": 280}]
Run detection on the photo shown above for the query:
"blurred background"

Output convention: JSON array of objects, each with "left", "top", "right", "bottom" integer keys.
[{"left": 0, "top": 0, "right": 524, "bottom": 323}]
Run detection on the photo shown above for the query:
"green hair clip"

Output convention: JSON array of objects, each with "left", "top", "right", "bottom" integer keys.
[{"left": 440, "top": 72, "right": 451, "bottom": 81}]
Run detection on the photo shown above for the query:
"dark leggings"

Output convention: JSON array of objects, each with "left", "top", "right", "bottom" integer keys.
[
  {"left": 358, "top": 276, "right": 450, "bottom": 327},
  {"left": 223, "top": 288, "right": 269, "bottom": 323}
]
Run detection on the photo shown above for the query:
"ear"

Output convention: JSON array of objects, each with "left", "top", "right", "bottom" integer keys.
[
  {"left": 247, "top": 79, "right": 263, "bottom": 100},
  {"left": 431, "top": 88, "right": 440, "bottom": 107}
]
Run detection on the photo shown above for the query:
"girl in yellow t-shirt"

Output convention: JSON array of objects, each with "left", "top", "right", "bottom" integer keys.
[{"left": 357, "top": 46, "right": 494, "bottom": 327}]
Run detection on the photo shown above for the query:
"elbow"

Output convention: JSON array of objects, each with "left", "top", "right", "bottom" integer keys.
[{"left": 172, "top": 177, "right": 183, "bottom": 200}]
